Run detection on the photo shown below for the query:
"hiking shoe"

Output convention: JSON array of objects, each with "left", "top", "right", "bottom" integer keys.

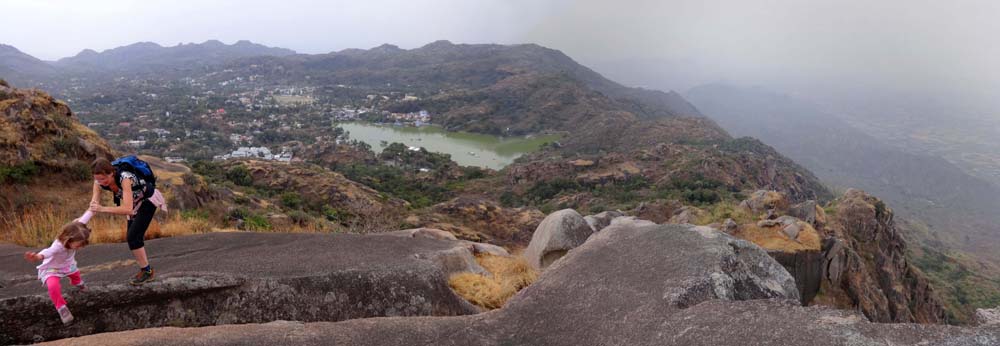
[
  {"left": 129, "top": 268, "right": 155, "bottom": 285},
  {"left": 57, "top": 305, "right": 74, "bottom": 325}
]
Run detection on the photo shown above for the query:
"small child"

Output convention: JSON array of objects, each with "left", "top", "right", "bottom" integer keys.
[{"left": 23, "top": 211, "right": 94, "bottom": 325}]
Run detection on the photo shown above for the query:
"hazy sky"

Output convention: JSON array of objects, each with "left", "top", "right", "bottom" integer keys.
[{"left": 5, "top": 0, "right": 999, "bottom": 111}]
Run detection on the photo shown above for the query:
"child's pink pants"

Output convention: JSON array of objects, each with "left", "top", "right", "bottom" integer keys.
[{"left": 45, "top": 271, "right": 82, "bottom": 309}]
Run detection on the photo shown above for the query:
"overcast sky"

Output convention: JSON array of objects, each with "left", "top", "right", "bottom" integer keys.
[{"left": 5, "top": 0, "right": 999, "bottom": 112}]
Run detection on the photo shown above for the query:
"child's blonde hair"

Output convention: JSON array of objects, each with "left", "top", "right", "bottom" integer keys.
[{"left": 58, "top": 222, "right": 91, "bottom": 248}]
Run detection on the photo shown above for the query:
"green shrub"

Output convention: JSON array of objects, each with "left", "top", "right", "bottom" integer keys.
[
  {"left": 181, "top": 172, "right": 200, "bottom": 186},
  {"left": 323, "top": 205, "right": 345, "bottom": 222},
  {"left": 339, "top": 164, "right": 449, "bottom": 208},
  {"left": 51, "top": 115, "right": 74, "bottom": 130},
  {"left": 683, "top": 189, "right": 721, "bottom": 205},
  {"left": 287, "top": 210, "right": 311, "bottom": 226},
  {"left": 280, "top": 191, "right": 303, "bottom": 209},
  {"left": 0, "top": 161, "right": 39, "bottom": 185},
  {"left": 227, "top": 208, "right": 248, "bottom": 220},
  {"left": 499, "top": 191, "right": 520, "bottom": 207},
  {"left": 233, "top": 195, "right": 250, "bottom": 205},
  {"left": 181, "top": 209, "right": 210, "bottom": 220},
  {"left": 243, "top": 213, "right": 272, "bottom": 231},
  {"left": 462, "top": 166, "right": 487, "bottom": 179},
  {"left": 191, "top": 161, "right": 225, "bottom": 182},
  {"left": 874, "top": 200, "right": 887, "bottom": 216},
  {"left": 525, "top": 178, "right": 580, "bottom": 203},
  {"left": 592, "top": 177, "right": 649, "bottom": 203},
  {"left": 225, "top": 164, "right": 253, "bottom": 186},
  {"left": 68, "top": 161, "right": 91, "bottom": 181}
]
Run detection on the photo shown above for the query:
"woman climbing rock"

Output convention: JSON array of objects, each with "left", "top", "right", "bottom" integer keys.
[{"left": 88, "top": 156, "right": 167, "bottom": 285}]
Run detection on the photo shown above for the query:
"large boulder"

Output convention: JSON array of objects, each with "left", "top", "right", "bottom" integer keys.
[
  {"left": 788, "top": 200, "right": 827, "bottom": 228},
  {"left": 383, "top": 228, "right": 458, "bottom": 241},
  {"left": 41, "top": 223, "right": 999, "bottom": 346},
  {"left": 667, "top": 206, "right": 705, "bottom": 224},
  {"left": 739, "top": 190, "right": 790, "bottom": 216},
  {"left": 729, "top": 215, "right": 824, "bottom": 305},
  {"left": 582, "top": 210, "right": 625, "bottom": 232},
  {"left": 522, "top": 209, "right": 593, "bottom": 269},
  {"left": 0, "top": 232, "right": 480, "bottom": 344},
  {"left": 463, "top": 241, "right": 510, "bottom": 257},
  {"left": 514, "top": 223, "right": 800, "bottom": 310}
]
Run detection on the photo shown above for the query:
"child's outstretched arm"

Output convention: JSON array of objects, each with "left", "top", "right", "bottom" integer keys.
[
  {"left": 75, "top": 210, "right": 94, "bottom": 224},
  {"left": 25, "top": 242, "right": 59, "bottom": 262},
  {"left": 23, "top": 251, "right": 43, "bottom": 262}
]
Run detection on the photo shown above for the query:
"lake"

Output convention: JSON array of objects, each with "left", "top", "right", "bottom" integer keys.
[{"left": 336, "top": 122, "right": 560, "bottom": 169}]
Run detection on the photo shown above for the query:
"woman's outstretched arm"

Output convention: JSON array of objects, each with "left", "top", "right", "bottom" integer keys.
[
  {"left": 90, "top": 180, "right": 101, "bottom": 204},
  {"left": 91, "top": 178, "right": 135, "bottom": 216}
]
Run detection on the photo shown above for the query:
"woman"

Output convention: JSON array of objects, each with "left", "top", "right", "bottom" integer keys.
[{"left": 89, "top": 158, "right": 164, "bottom": 285}]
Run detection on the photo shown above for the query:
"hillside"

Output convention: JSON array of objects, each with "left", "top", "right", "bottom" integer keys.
[
  {"left": 0, "top": 80, "right": 112, "bottom": 178},
  {"left": 686, "top": 83, "right": 1000, "bottom": 322}
]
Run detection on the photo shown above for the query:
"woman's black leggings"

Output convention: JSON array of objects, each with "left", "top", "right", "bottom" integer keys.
[{"left": 127, "top": 200, "right": 157, "bottom": 250}]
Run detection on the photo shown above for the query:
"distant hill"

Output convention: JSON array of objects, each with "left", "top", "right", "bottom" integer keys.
[
  {"left": 0, "top": 44, "right": 57, "bottom": 85},
  {"left": 52, "top": 40, "right": 296, "bottom": 73},
  {"left": 212, "top": 41, "right": 701, "bottom": 135}
]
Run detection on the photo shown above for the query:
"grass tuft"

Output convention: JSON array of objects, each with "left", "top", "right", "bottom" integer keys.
[{"left": 448, "top": 253, "right": 539, "bottom": 309}]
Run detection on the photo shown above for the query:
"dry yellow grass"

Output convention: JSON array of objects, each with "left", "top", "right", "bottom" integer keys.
[
  {"left": 731, "top": 222, "right": 822, "bottom": 253},
  {"left": 150, "top": 214, "right": 213, "bottom": 239},
  {"left": 695, "top": 201, "right": 757, "bottom": 225},
  {"left": 448, "top": 253, "right": 539, "bottom": 309},
  {"left": 1, "top": 207, "right": 121, "bottom": 247},
  {"left": 2, "top": 208, "right": 230, "bottom": 248}
]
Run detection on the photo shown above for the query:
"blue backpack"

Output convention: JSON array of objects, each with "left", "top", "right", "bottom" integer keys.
[{"left": 111, "top": 155, "right": 157, "bottom": 196}]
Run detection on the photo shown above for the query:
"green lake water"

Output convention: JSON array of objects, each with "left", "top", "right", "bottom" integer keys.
[{"left": 336, "top": 122, "right": 560, "bottom": 169}]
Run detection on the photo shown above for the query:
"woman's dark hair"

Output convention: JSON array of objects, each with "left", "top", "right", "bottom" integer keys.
[
  {"left": 92, "top": 158, "right": 115, "bottom": 175},
  {"left": 58, "top": 222, "right": 91, "bottom": 248}
]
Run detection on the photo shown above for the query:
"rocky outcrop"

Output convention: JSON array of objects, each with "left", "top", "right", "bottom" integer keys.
[
  {"left": 0, "top": 232, "right": 481, "bottom": 344},
  {"left": 505, "top": 138, "right": 832, "bottom": 208},
  {"left": 788, "top": 200, "right": 826, "bottom": 228},
  {"left": 582, "top": 210, "right": 624, "bottom": 232},
  {"left": 668, "top": 205, "right": 705, "bottom": 224},
  {"left": 739, "top": 190, "right": 790, "bottom": 217},
  {"left": 384, "top": 227, "right": 458, "bottom": 241},
  {"left": 408, "top": 196, "right": 545, "bottom": 246},
  {"left": 227, "top": 160, "right": 408, "bottom": 222},
  {"left": 0, "top": 84, "right": 114, "bottom": 168},
  {"left": 384, "top": 227, "right": 511, "bottom": 257},
  {"left": 608, "top": 215, "right": 656, "bottom": 229},
  {"left": 725, "top": 189, "right": 947, "bottom": 323},
  {"left": 976, "top": 308, "right": 1000, "bottom": 326},
  {"left": 768, "top": 250, "right": 823, "bottom": 305},
  {"left": 523, "top": 209, "right": 593, "bottom": 269},
  {"left": 816, "top": 189, "right": 946, "bottom": 324},
  {"left": 295, "top": 139, "right": 377, "bottom": 168},
  {"left": 39, "top": 223, "right": 998, "bottom": 346}
]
